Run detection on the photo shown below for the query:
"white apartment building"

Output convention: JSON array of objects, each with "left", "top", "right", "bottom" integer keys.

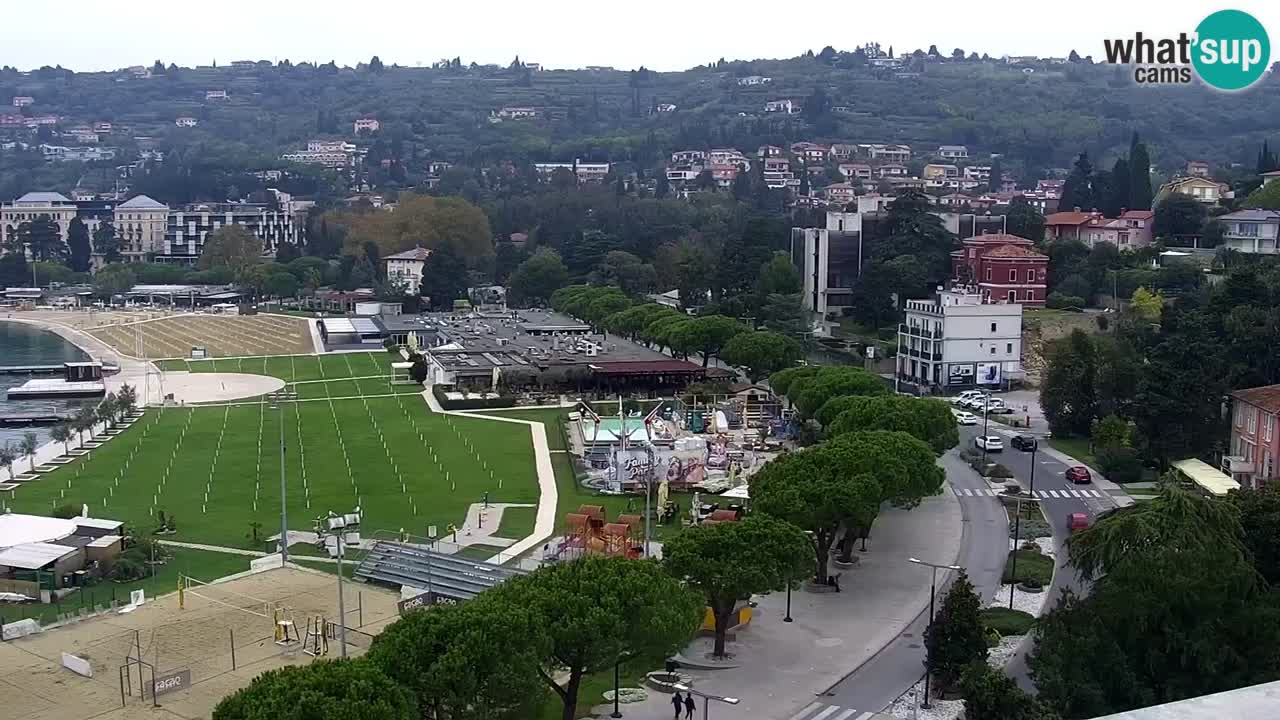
[
  {"left": 164, "top": 202, "right": 303, "bottom": 261},
  {"left": 175, "top": 117, "right": 198, "bottom": 127},
  {"left": 113, "top": 195, "right": 169, "bottom": 262},
  {"left": 354, "top": 117, "right": 380, "bottom": 133},
  {"left": 897, "top": 287, "right": 1023, "bottom": 390},
  {"left": 384, "top": 246, "right": 432, "bottom": 294},
  {"left": 533, "top": 161, "right": 610, "bottom": 183},
  {"left": 0, "top": 192, "right": 80, "bottom": 250}
]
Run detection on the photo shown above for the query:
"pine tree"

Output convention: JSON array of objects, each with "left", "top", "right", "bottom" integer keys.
[
  {"left": 1059, "top": 152, "right": 1096, "bottom": 212},
  {"left": 988, "top": 156, "right": 1004, "bottom": 193},
  {"left": 924, "top": 570, "right": 988, "bottom": 692},
  {"left": 1128, "top": 132, "right": 1153, "bottom": 210}
]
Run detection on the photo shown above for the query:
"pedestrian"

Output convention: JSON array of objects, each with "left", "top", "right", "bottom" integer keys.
[
  {"left": 671, "top": 691, "right": 683, "bottom": 719},
  {"left": 684, "top": 692, "right": 696, "bottom": 719}
]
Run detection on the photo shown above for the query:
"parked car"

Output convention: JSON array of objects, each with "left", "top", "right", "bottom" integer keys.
[
  {"left": 980, "top": 399, "right": 1013, "bottom": 415},
  {"left": 1065, "top": 466, "right": 1093, "bottom": 484},
  {"left": 954, "top": 411, "right": 978, "bottom": 426},
  {"left": 974, "top": 435, "right": 1003, "bottom": 452},
  {"left": 1010, "top": 434, "right": 1038, "bottom": 451},
  {"left": 961, "top": 395, "right": 989, "bottom": 410},
  {"left": 1068, "top": 512, "right": 1090, "bottom": 532},
  {"left": 952, "top": 390, "right": 985, "bottom": 406}
]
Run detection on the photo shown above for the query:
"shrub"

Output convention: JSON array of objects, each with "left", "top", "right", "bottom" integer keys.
[
  {"left": 1001, "top": 549, "right": 1053, "bottom": 585},
  {"left": 980, "top": 607, "right": 1037, "bottom": 636},
  {"left": 1046, "top": 293, "right": 1086, "bottom": 310},
  {"left": 1097, "top": 446, "right": 1143, "bottom": 484},
  {"left": 52, "top": 503, "right": 80, "bottom": 519},
  {"left": 110, "top": 557, "right": 147, "bottom": 582},
  {"left": 987, "top": 464, "right": 1014, "bottom": 479}
]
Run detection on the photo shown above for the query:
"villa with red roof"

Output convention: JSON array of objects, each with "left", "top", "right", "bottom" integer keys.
[
  {"left": 1044, "top": 209, "right": 1154, "bottom": 248},
  {"left": 951, "top": 233, "right": 1048, "bottom": 305}
]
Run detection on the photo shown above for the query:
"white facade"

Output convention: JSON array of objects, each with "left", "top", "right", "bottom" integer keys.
[
  {"left": 175, "top": 117, "right": 198, "bottom": 127},
  {"left": 898, "top": 289, "right": 1023, "bottom": 389},
  {"left": 0, "top": 192, "right": 79, "bottom": 251},
  {"left": 384, "top": 247, "right": 431, "bottom": 294},
  {"left": 533, "top": 162, "right": 610, "bottom": 182},
  {"left": 112, "top": 195, "right": 169, "bottom": 262},
  {"left": 354, "top": 117, "right": 380, "bottom": 133}
]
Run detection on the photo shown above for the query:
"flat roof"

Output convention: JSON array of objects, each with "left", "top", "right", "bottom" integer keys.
[
  {"left": 72, "top": 516, "right": 123, "bottom": 531},
  {"left": 1172, "top": 458, "right": 1240, "bottom": 497},
  {"left": 1092, "top": 679, "right": 1280, "bottom": 719},
  {"left": 0, "top": 542, "right": 78, "bottom": 569},
  {"left": 0, "top": 514, "right": 77, "bottom": 549},
  {"left": 87, "top": 535, "right": 122, "bottom": 548}
]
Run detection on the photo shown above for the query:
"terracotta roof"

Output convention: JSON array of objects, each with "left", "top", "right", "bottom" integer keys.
[
  {"left": 964, "top": 233, "right": 1034, "bottom": 246},
  {"left": 1120, "top": 210, "right": 1154, "bottom": 220},
  {"left": 982, "top": 244, "right": 1048, "bottom": 259},
  {"left": 1044, "top": 211, "right": 1099, "bottom": 226},
  {"left": 1232, "top": 385, "right": 1280, "bottom": 414}
]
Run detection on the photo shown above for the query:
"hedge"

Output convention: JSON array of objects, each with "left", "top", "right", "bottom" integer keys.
[{"left": 979, "top": 607, "right": 1037, "bottom": 636}]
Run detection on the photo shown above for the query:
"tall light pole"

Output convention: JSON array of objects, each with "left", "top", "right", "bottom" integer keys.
[
  {"left": 268, "top": 390, "right": 297, "bottom": 563},
  {"left": 673, "top": 683, "right": 740, "bottom": 720},
  {"left": 316, "top": 508, "right": 360, "bottom": 658},
  {"left": 909, "top": 557, "right": 962, "bottom": 709},
  {"left": 980, "top": 391, "right": 992, "bottom": 464}
]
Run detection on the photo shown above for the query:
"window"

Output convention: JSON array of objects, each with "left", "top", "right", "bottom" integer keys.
[
  {"left": 1026, "top": 290, "right": 1034, "bottom": 301},
  {"left": 1009, "top": 269, "right": 1017, "bottom": 282},
  {"left": 984, "top": 267, "right": 991, "bottom": 281},
  {"left": 1007, "top": 290, "right": 1016, "bottom": 302},
  {"left": 1265, "top": 414, "right": 1275, "bottom": 442},
  {"left": 1006, "top": 343, "right": 1013, "bottom": 353},
  {"left": 990, "top": 346, "right": 996, "bottom": 354},
  {"left": 1248, "top": 409, "right": 1258, "bottom": 434},
  {"left": 1024, "top": 269, "right": 1033, "bottom": 282},
  {"left": 1236, "top": 404, "right": 1244, "bottom": 427},
  {"left": 990, "top": 322, "right": 997, "bottom": 332}
]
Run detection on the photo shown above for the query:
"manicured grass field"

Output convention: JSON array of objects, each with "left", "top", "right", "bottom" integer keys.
[
  {"left": 158, "top": 352, "right": 424, "bottom": 401},
  {"left": 8, "top": 355, "right": 540, "bottom": 550}
]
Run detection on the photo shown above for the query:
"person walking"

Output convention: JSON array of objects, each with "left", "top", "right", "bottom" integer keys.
[
  {"left": 684, "top": 692, "right": 696, "bottom": 719},
  {"left": 671, "top": 691, "right": 683, "bottom": 719}
]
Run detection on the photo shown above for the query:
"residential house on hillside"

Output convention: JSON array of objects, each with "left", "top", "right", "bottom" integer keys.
[
  {"left": 1216, "top": 209, "right": 1280, "bottom": 255},
  {"left": 829, "top": 144, "right": 857, "bottom": 161},
  {"left": 1157, "top": 176, "right": 1229, "bottom": 205},
  {"left": 866, "top": 144, "right": 911, "bottom": 162},
  {"left": 823, "top": 182, "right": 856, "bottom": 203},
  {"left": 763, "top": 157, "right": 790, "bottom": 173},
  {"left": 764, "top": 99, "right": 798, "bottom": 113},
  {"left": 385, "top": 247, "right": 432, "bottom": 294},
  {"left": 952, "top": 233, "right": 1048, "bottom": 305},
  {"left": 1042, "top": 209, "right": 1153, "bottom": 248},
  {"left": 496, "top": 107, "right": 538, "bottom": 119},
  {"left": 877, "top": 163, "right": 908, "bottom": 177},
  {"left": 938, "top": 145, "right": 969, "bottom": 160},
  {"left": 708, "top": 148, "right": 749, "bottom": 167},
  {"left": 757, "top": 145, "right": 783, "bottom": 157},
  {"left": 1225, "top": 384, "right": 1280, "bottom": 488},
  {"left": 11, "top": 96, "right": 34, "bottom": 107},
  {"left": 923, "top": 164, "right": 959, "bottom": 180},
  {"left": 1186, "top": 160, "right": 1210, "bottom": 177},
  {"left": 963, "top": 165, "right": 992, "bottom": 182},
  {"left": 672, "top": 150, "right": 708, "bottom": 164},
  {"left": 1036, "top": 179, "right": 1064, "bottom": 197},
  {"left": 175, "top": 116, "right": 198, "bottom": 127},
  {"left": 791, "top": 142, "right": 829, "bottom": 164},
  {"left": 839, "top": 163, "right": 873, "bottom": 181},
  {"left": 354, "top": 116, "right": 380, "bottom": 134},
  {"left": 738, "top": 75, "right": 771, "bottom": 85}
]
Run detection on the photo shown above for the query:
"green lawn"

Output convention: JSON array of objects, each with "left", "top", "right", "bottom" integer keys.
[
  {"left": 1048, "top": 437, "right": 1097, "bottom": 468},
  {"left": 980, "top": 607, "right": 1037, "bottom": 636},
  {"left": 495, "top": 505, "right": 537, "bottom": 539},
  {"left": 455, "top": 544, "right": 507, "bottom": 561},
  {"left": 0, "top": 547, "right": 250, "bottom": 624},
  {"left": 158, "top": 351, "right": 400, "bottom": 384},
  {"left": 1002, "top": 548, "right": 1055, "bottom": 586},
  {"left": 9, "top": 370, "right": 540, "bottom": 550},
  {"left": 537, "top": 652, "right": 667, "bottom": 720}
]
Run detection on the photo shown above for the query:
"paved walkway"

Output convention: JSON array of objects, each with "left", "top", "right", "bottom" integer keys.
[
  {"left": 581, "top": 488, "right": 963, "bottom": 720},
  {"left": 421, "top": 388, "right": 559, "bottom": 563}
]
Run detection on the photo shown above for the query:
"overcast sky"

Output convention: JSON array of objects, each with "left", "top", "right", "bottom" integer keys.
[{"left": 5, "top": 1, "right": 1277, "bottom": 72}]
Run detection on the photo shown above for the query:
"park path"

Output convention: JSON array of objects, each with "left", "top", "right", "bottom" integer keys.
[{"left": 420, "top": 389, "right": 560, "bottom": 564}]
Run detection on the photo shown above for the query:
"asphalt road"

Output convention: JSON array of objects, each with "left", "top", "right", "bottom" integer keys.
[{"left": 811, "top": 422, "right": 1104, "bottom": 714}]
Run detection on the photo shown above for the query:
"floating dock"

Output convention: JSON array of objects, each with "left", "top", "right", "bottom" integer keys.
[{"left": 6, "top": 379, "right": 106, "bottom": 400}]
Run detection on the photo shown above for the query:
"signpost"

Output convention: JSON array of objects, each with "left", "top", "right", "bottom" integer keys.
[{"left": 153, "top": 669, "right": 191, "bottom": 698}]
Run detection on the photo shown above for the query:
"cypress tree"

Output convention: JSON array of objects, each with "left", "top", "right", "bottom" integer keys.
[{"left": 1128, "top": 132, "right": 1153, "bottom": 210}]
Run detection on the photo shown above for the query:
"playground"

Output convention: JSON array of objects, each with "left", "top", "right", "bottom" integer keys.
[
  {"left": 0, "top": 566, "right": 400, "bottom": 720},
  {"left": 87, "top": 314, "right": 314, "bottom": 359},
  {"left": 6, "top": 352, "right": 541, "bottom": 550}
]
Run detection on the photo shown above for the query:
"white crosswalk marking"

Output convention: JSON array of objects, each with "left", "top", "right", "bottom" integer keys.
[
  {"left": 1068, "top": 490, "right": 1081, "bottom": 497},
  {"left": 811, "top": 706, "right": 840, "bottom": 720},
  {"left": 789, "top": 703, "right": 822, "bottom": 720},
  {"left": 831, "top": 710, "right": 859, "bottom": 720},
  {"left": 1048, "top": 490, "right": 1061, "bottom": 498}
]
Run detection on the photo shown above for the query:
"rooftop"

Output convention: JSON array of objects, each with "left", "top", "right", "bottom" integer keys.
[
  {"left": 0, "top": 513, "right": 76, "bottom": 549},
  {"left": 982, "top": 244, "right": 1049, "bottom": 259},
  {"left": 0, "top": 541, "right": 78, "bottom": 570},
  {"left": 384, "top": 246, "right": 433, "bottom": 262},
  {"left": 13, "top": 191, "right": 72, "bottom": 204},
  {"left": 117, "top": 194, "right": 167, "bottom": 209},
  {"left": 1232, "top": 384, "right": 1280, "bottom": 414},
  {"left": 964, "top": 232, "right": 1035, "bottom": 246},
  {"left": 1045, "top": 211, "right": 1099, "bottom": 226}
]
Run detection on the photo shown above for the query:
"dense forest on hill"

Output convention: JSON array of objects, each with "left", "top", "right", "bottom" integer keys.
[{"left": 1, "top": 50, "right": 1278, "bottom": 202}]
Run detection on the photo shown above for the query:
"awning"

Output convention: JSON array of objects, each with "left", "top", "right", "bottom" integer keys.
[
  {"left": 720, "top": 485, "right": 750, "bottom": 500},
  {"left": 1172, "top": 458, "right": 1239, "bottom": 497}
]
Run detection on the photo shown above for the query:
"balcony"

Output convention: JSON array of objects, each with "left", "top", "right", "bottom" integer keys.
[
  {"left": 1222, "top": 456, "right": 1257, "bottom": 476},
  {"left": 898, "top": 324, "right": 943, "bottom": 339}
]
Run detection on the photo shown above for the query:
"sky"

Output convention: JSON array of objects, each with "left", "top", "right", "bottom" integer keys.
[{"left": 3, "top": 1, "right": 1278, "bottom": 73}]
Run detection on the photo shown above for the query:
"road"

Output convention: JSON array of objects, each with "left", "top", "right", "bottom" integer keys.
[{"left": 789, "top": 419, "right": 1107, "bottom": 718}]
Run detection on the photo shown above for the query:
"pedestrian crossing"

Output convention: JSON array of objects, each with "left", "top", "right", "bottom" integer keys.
[
  {"left": 954, "top": 487, "right": 1104, "bottom": 499},
  {"left": 786, "top": 702, "right": 886, "bottom": 720}
]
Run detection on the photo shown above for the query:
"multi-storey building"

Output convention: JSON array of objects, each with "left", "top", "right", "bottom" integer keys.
[
  {"left": 897, "top": 286, "right": 1023, "bottom": 390},
  {"left": 163, "top": 202, "right": 303, "bottom": 262},
  {"left": 951, "top": 233, "right": 1048, "bottom": 305},
  {"left": 384, "top": 246, "right": 432, "bottom": 294},
  {"left": 113, "top": 195, "right": 170, "bottom": 262},
  {"left": 1216, "top": 209, "right": 1280, "bottom": 255},
  {"left": 532, "top": 161, "right": 610, "bottom": 183},
  {"left": 1226, "top": 385, "right": 1280, "bottom": 488}
]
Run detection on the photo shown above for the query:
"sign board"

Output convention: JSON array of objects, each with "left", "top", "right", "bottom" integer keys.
[
  {"left": 976, "top": 362, "right": 1003, "bottom": 386},
  {"left": 947, "top": 363, "right": 975, "bottom": 385},
  {"left": 190, "top": 347, "right": 207, "bottom": 360},
  {"left": 61, "top": 652, "right": 93, "bottom": 678},
  {"left": 397, "top": 591, "right": 461, "bottom": 616},
  {"left": 153, "top": 669, "right": 191, "bottom": 697}
]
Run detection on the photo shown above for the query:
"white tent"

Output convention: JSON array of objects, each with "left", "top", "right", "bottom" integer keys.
[{"left": 720, "top": 484, "right": 750, "bottom": 500}]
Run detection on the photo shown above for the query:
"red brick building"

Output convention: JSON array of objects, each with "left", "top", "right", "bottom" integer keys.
[{"left": 951, "top": 233, "right": 1048, "bottom": 305}]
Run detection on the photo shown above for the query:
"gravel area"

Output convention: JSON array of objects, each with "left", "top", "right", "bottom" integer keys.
[
  {"left": 986, "top": 635, "right": 1022, "bottom": 668},
  {"left": 887, "top": 677, "right": 964, "bottom": 720}
]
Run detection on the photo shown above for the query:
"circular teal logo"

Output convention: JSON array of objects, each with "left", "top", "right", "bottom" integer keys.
[{"left": 1192, "top": 10, "right": 1270, "bottom": 91}]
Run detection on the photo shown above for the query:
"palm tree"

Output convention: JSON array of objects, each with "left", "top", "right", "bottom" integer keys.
[
  {"left": 19, "top": 432, "right": 38, "bottom": 472},
  {"left": 50, "top": 423, "right": 72, "bottom": 455},
  {"left": 0, "top": 443, "right": 16, "bottom": 481}
]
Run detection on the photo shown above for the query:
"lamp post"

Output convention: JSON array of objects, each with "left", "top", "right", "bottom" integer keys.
[
  {"left": 784, "top": 582, "right": 793, "bottom": 623},
  {"left": 673, "top": 683, "right": 739, "bottom": 720},
  {"left": 268, "top": 390, "right": 298, "bottom": 563},
  {"left": 1009, "top": 493, "right": 1041, "bottom": 610},
  {"left": 908, "top": 557, "right": 962, "bottom": 709},
  {"left": 315, "top": 508, "right": 361, "bottom": 658},
  {"left": 610, "top": 659, "right": 623, "bottom": 718},
  {"left": 980, "top": 391, "right": 992, "bottom": 464}
]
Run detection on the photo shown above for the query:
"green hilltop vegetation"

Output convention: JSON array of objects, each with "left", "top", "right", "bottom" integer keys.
[{"left": 4, "top": 49, "right": 1279, "bottom": 199}]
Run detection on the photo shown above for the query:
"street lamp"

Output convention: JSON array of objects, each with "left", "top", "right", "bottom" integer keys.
[
  {"left": 673, "top": 684, "right": 740, "bottom": 720},
  {"left": 610, "top": 659, "right": 623, "bottom": 718},
  {"left": 1008, "top": 493, "right": 1041, "bottom": 610},
  {"left": 784, "top": 581, "right": 793, "bottom": 623},
  {"left": 908, "top": 557, "right": 962, "bottom": 709},
  {"left": 314, "top": 508, "right": 361, "bottom": 658},
  {"left": 267, "top": 390, "right": 298, "bottom": 563},
  {"left": 980, "top": 391, "right": 992, "bottom": 464}
]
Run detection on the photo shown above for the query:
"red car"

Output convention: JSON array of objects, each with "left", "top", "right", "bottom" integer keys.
[
  {"left": 1065, "top": 466, "right": 1092, "bottom": 484},
  {"left": 1068, "top": 512, "right": 1090, "bottom": 533}
]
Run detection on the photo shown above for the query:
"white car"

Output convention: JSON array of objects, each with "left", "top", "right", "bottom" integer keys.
[
  {"left": 974, "top": 435, "right": 1004, "bottom": 452},
  {"left": 954, "top": 411, "right": 978, "bottom": 426},
  {"left": 952, "top": 391, "right": 985, "bottom": 406}
]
